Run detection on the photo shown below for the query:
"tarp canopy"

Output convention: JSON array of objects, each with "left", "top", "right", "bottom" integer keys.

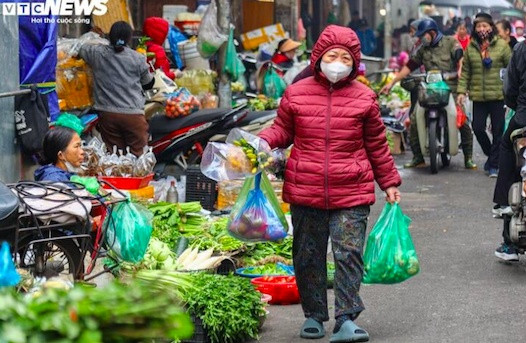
[
  {"left": 19, "top": 12, "right": 59, "bottom": 120},
  {"left": 429, "top": 0, "right": 513, "bottom": 8}
]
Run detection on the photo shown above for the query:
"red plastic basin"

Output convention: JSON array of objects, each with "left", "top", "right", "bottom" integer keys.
[
  {"left": 99, "top": 173, "right": 154, "bottom": 190},
  {"left": 251, "top": 276, "right": 300, "bottom": 305}
]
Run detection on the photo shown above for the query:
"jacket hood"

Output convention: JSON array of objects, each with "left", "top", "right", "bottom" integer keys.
[
  {"left": 34, "top": 164, "right": 72, "bottom": 182},
  {"left": 310, "top": 25, "right": 361, "bottom": 83},
  {"left": 143, "top": 17, "right": 169, "bottom": 45}
]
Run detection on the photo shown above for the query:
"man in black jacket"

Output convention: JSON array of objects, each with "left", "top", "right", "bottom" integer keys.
[{"left": 493, "top": 41, "right": 526, "bottom": 261}]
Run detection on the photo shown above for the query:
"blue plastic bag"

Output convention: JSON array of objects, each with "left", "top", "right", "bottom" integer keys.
[
  {"left": 168, "top": 26, "right": 188, "bottom": 69},
  {"left": 0, "top": 242, "right": 20, "bottom": 287},
  {"left": 227, "top": 172, "right": 288, "bottom": 242}
]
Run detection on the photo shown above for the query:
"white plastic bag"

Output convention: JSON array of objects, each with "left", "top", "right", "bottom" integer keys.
[{"left": 197, "top": 0, "right": 228, "bottom": 58}]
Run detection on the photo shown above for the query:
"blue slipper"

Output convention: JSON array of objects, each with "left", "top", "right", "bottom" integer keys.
[
  {"left": 300, "top": 318, "right": 325, "bottom": 339},
  {"left": 330, "top": 320, "right": 369, "bottom": 342}
]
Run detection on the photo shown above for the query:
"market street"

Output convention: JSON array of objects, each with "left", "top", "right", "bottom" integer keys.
[{"left": 254, "top": 149, "right": 526, "bottom": 343}]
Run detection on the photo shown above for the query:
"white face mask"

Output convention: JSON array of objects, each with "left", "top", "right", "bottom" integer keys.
[
  {"left": 64, "top": 160, "right": 82, "bottom": 174},
  {"left": 320, "top": 61, "right": 353, "bottom": 83}
]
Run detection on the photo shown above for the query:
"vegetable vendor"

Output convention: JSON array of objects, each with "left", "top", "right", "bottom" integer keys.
[
  {"left": 35, "top": 126, "right": 85, "bottom": 182},
  {"left": 259, "top": 25, "right": 401, "bottom": 342},
  {"left": 78, "top": 21, "right": 154, "bottom": 156},
  {"left": 271, "top": 38, "right": 301, "bottom": 72}
]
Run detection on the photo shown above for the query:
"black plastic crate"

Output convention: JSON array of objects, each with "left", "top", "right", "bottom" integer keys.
[
  {"left": 185, "top": 165, "right": 217, "bottom": 211},
  {"left": 182, "top": 315, "right": 210, "bottom": 343}
]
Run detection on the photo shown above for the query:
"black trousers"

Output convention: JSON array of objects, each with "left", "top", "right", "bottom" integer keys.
[
  {"left": 472, "top": 100, "right": 505, "bottom": 169},
  {"left": 493, "top": 115, "right": 522, "bottom": 206}
]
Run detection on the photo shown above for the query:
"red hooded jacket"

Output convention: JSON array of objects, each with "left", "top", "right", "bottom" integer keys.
[
  {"left": 259, "top": 25, "right": 401, "bottom": 210},
  {"left": 143, "top": 17, "right": 175, "bottom": 80}
]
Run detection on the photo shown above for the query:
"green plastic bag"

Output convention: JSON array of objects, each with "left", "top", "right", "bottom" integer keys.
[
  {"left": 504, "top": 108, "right": 515, "bottom": 133},
  {"left": 105, "top": 200, "right": 153, "bottom": 263},
  {"left": 362, "top": 203, "right": 419, "bottom": 284},
  {"left": 70, "top": 175, "right": 100, "bottom": 195},
  {"left": 263, "top": 67, "right": 287, "bottom": 99},
  {"left": 55, "top": 113, "right": 84, "bottom": 136},
  {"left": 223, "top": 27, "right": 245, "bottom": 82},
  {"left": 227, "top": 172, "right": 288, "bottom": 242}
]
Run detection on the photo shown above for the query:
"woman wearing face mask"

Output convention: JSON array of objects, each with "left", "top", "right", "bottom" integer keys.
[
  {"left": 35, "top": 127, "right": 85, "bottom": 182},
  {"left": 457, "top": 13, "right": 511, "bottom": 178},
  {"left": 259, "top": 25, "right": 401, "bottom": 342},
  {"left": 271, "top": 38, "right": 301, "bottom": 71}
]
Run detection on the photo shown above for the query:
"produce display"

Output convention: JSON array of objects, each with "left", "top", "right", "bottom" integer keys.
[
  {"left": 179, "top": 273, "right": 266, "bottom": 343},
  {"left": 248, "top": 96, "right": 278, "bottom": 111},
  {"left": 239, "top": 236, "right": 293, "bottom": 266},
  {"left": 80, "top": 139, "right": 156, "bottom": 177},
  {"left": 0, "top": 278, "right": 194, "bottom": 342},
  {"left": 231, "top": 81, "right": 245, "bottom": 93},
  {"left": 165, "top": 88, "right": 201, "bottom": 118},
  {"left": 238, "top": 262, "right": 294, "bottom": 276}
]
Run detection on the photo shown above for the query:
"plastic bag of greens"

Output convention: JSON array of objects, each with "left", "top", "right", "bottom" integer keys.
[
  {"left": 0, "top": 242, "right": 20, "bottom": 287},
  {"left": 55, "top": 113, "right": 85, "bottom": 135},
  {"left": 223, "top": 27, "right": 245, "bottom": 82},
  {"left": 263, "top": 67, "right": 287, "bottom": 99},
  {"left": 105, "top": 200, "right": 153, "bottom": 263},
  {"left": 227, "top": 172, "right": 288, "bottom": 242},
  {"left": 362, "top": 203, "right": 419, "bottom": 284},
  {"left": 197, "top": 0, "right": 227, "bottom": 58}
]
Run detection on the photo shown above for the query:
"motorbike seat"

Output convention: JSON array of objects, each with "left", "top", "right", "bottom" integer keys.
[
  {"left": 0, "top": 182, "right": 19, "bottom": 229},
  {"left": 149, "top": 108, "right": 231, "bottom": 142}
]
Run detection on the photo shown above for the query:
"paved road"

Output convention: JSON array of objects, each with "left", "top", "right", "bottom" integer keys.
[{"left": 254, "top": 149, "right": 526, "bottom": 343}]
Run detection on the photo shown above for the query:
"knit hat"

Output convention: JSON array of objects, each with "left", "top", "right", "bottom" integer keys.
[{"left": 473, "top": 13, "right": 494, "bottom": 27}]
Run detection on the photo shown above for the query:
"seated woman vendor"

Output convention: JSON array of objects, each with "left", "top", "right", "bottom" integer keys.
[
  {"left": 271, "top": 38, "right": 301, "bottom": 70},
  {"left": 35, "top": 127, "right": 85, "bottom": 182}
]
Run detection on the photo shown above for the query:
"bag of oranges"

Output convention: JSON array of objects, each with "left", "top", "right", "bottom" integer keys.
[{"left": 164, "top": 88, "right": 201, "bottom": 118}]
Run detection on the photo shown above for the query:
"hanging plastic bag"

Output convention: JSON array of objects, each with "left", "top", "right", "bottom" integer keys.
[
  {"left": 227, "top": 172, "right": 288, "bottom": 242},
  {"left": 200, "top": 142, "right": 253, "bottom": 182},
  {"left": 168, "top": 26, "right": 188, "bottom": 69},
  {"left": 197, "top": 0, "right": 228, "bottom": 58},
  {"left": 263, "top": 67, "right": 287, "bottom": 99},
  {"left": 456, "top": 105, "right": 467, "bottom": 129},
  {"left": 0, "top": 242, "right": 20, "bottom": 287},
  {"left": 105, "top": 200, "right": 153, "bottom": 263},
  {"left": 223, "top": 27, "right": 246, "bottom": 82},
  {"left": 362, "top": 203, "right": 419, "bottom": 284}
]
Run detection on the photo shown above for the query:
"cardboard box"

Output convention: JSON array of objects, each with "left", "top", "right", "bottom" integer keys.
[{"left": 241, "top": 23, "right": 286, "bottom": 51}]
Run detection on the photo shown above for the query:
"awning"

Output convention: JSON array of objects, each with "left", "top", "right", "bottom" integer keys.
[{"left": 430, "top": 0, "right": 513, "bottom": 8}]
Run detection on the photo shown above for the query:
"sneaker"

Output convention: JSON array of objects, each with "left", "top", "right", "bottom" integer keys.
[
  {"left": 495, "top": 243, "right": 519, "bottom": 261},
  {"left": 464, "top": 159, "right": 477, "bottom": 169},
  {"left": 488, "top": 168, "right": 499, "bottom": 178},
  {"left": 492, "top": 205, "right": 513, "bottom": 218},
  {"left": 404, "top": 159, "right": 426, "bottom": 169}
]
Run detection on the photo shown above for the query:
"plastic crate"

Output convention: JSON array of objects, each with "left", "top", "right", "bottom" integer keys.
[
  {"left": 185, "top": 165, "right": 217, "bottom": 211},
  {"left": 181, "top": 315, "right": 210, "bottom": 343}
]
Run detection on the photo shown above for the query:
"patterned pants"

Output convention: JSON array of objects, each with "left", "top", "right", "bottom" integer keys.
[{"left": 290, "top": 204, "right": 370, "bottom": 322}]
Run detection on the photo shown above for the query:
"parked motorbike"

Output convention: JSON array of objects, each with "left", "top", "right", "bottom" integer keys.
[
  {"left": 505, "top": 129, "right": 526, "bottom": 251},
  {"left": 402, "top": 71, "right": 459, "bottom": 174}
]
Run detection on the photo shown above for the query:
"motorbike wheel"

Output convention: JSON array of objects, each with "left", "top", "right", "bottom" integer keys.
[
  {"left": 17, "top": 237, "right": 84, "bottom": 280},
  {"left": 440, "top": 124, "right": 451, "bottom": 167},
  {"left": 429, "top": 119, "right": 439, "bottom": 174}
]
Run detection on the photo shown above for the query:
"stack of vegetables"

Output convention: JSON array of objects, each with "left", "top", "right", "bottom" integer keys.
[{"left": 0, "top": 277, "right": 194, "bottom": 342}]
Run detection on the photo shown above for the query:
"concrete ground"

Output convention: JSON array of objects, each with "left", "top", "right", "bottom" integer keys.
[{"left": 253, "top": 148, "right": 526, "bottom": 343}]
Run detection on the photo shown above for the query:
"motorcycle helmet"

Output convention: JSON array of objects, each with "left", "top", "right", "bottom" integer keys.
[{"left": 414, "top": 18, "right": 439, "bottom": 38}]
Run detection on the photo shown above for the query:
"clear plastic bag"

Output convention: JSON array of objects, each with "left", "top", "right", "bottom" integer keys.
[
  {"left": 134, "top": 146, "right": 157, "bottom": 177},
  {"left": 119, "top": 148, "right": 135, "bottom": 177},
  {"left": 200, "top": 142, "right": 253, "bottom": 182},
  {"left": 0, "top": 242, "right": 20, "bottom": 287},
  {"left": 227, "top": 172, "right": 288, "bottom": 242},
  {"left": 165, "top": 88, "right": 201, "bottom": 118},
  {"left": 105, "top": 200, "right": 153, "bottom": 263},
  {"left": 197, "top": 0, "right": 228, "bottom": 58},
  {"left": 362, "top": 203, "right": 420, "bottom": 284}
]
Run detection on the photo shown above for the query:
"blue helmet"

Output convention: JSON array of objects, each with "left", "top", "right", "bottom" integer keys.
[{"left": 414, "top": 18, "right": 440, "bottom": 38}]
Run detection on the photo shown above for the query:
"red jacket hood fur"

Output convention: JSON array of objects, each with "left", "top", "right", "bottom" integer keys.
[
  {"left": 259, "top": 25, "right": 401, "bottom": 210},
  {"left": 143, "top": 17, "right": 169, "bottom": 45}
]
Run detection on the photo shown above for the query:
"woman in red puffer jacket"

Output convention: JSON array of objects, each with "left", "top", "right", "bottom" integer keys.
[
  {"left": 143, "top": 17, "right": 175, "bottom": 80},
  {"left": 259, "top": 25, "right": 401, "bottom": 342}
]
